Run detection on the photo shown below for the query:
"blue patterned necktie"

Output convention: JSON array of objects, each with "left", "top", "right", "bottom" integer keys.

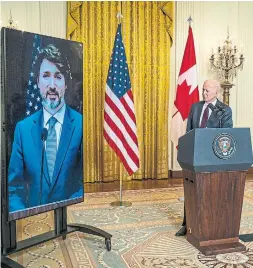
[
  {"left": 200, "top": 106, "right": 209, "bottom": 128},
  {"left": 46, "top": 117, "right": 58, "bottom": 183}
]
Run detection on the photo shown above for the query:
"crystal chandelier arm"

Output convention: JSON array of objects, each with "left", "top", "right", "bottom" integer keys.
[
  {"left": 234, "top": 55, "right": 244, "bottom": 69},
  {"left": 209, "top": 56, "right": 219, "bottom": 69}
]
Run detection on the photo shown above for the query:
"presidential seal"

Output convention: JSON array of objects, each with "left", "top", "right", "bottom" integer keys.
[{"left": 212, "top": 133, "right": 236, "bottom": 159}]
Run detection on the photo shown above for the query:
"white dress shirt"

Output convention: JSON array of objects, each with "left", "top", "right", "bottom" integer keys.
[
  {"left": 43, "top": 104, "right": 66, "bottom": 149},
  {"left": 199, "top": 99, "right": 217, "bottom": 127}
]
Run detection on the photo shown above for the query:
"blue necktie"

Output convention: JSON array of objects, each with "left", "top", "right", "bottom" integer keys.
[{"left": 46, "top": 117, "right": 58, "bottom": 182}]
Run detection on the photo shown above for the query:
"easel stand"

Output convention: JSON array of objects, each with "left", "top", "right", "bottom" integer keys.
[{"left": 1, "top": 207, "right": 112, "bottom": 268}]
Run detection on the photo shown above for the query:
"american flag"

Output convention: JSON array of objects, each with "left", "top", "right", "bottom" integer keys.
[
  {"left": 103, "top": 24, "right": 139, "bottom": 176},
  {"left": 26, "top": 34, "right": 42, "bottom": 117}
]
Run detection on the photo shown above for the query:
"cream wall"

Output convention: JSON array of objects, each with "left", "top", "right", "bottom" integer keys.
[
  {"left": 169, "top": 1, "right": 253, "bottom": 170},
  {"left": 0, "top": 1, "right": 67, "bottom": 38}
]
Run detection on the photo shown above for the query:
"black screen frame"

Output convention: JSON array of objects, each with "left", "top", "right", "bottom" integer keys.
[{"left": 1, "top": 27, "right": 84, "bottom": 222}]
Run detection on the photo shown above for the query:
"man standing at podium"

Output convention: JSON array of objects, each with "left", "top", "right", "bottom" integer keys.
[{"left": 175, "top": 79, "right": 233, "bottom": 236}]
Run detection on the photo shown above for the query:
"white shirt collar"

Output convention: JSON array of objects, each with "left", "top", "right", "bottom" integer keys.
[
  {"left": 43, "top": 104, "right": 66, "bottom": 126},
  {"left": 205, "top": 98, "right": 217, "bottom": 108}
]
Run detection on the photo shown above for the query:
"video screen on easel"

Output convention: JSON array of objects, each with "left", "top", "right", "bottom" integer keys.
[{"left": 1, "top": 28, "right": 84, "bottom": 221}]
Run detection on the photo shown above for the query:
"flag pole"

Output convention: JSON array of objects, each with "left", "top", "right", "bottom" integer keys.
[
  {"left": 119, "top": 175, "right": 123, "bottom": 203},
  {"left": 110, "top": 11, "right": 132, "bottom": 207},
  {"left": 111, "top": 172, "right": 132, "bottom": 207}
]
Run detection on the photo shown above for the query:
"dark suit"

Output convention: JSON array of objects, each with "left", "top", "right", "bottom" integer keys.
[
  {"left": 8, "top": 105, "right": 83, "bottom": 213},
  {"left": 186, "top": 99, "right": 233, "bottom": 132},
  {"left": 182, "top": 99, "right": 233, "bottom": 226}
]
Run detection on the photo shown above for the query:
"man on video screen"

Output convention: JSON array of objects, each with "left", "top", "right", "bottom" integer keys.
[{"left": 8, "top": 44, "right": 83, "bottom": 212}]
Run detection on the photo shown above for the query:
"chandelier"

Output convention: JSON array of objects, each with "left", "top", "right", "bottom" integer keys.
[{"left": 209, "top": 28, "right": 244, "bottom": 105}]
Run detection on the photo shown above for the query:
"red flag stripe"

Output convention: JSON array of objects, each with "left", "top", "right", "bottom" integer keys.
[
  {"left": 104, "top": 106, "right": 139, "bottom": 156},
  {"left": 127, "top": 89, "right": 133, "bottom": 100},
  {"left": 105, "top": 85, "right": 137, "bottom": 134},
  {"left": 104, "top": 120, "right": 138, "bottom": 173},
  {"left": 104, "top": 112, "right": 139, "bottom": 166},
  {"left": 104, "top": 131, "right": 134, "bottom": 175},
  {"left": 120, "top": 96, "right": 136, "bottom": 124},
  {"left": 123, "top": 90, "right": 135, "bottom": 114},
  {"left": 105, "top": 93, "right": 138, "bottom": 145},
  {"left": 104, "top": 120, "right": 138, "bottom": 172}
]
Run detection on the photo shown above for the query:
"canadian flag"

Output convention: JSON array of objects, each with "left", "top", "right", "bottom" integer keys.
[{"left": 171, "top": 25, "right": 199, "bottom": 148}]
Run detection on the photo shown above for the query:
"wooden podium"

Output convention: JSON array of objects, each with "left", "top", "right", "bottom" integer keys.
[{"left": 178, "top": 128, "right": 253, "bottom": 256}]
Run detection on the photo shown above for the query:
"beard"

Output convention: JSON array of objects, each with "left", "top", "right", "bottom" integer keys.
[{"left": 42, "top": 94, "right": 62, "bottom": 109}]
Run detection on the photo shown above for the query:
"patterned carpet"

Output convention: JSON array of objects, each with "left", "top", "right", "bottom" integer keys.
[{"left": 9, "top": 181, "right": 253, "bottom": 268}]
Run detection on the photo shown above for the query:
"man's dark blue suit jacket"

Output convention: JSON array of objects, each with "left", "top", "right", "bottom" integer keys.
[
  {"left": 186, "top": 99, "right": 233, "bottom": 132},
  {"left": 8, "top": 105, "right": 83, "bottom": 212}
]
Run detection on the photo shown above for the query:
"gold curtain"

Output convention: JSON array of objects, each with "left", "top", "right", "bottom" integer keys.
[{"left": 67, "top": 1, "right": 173, "bottom": 183}]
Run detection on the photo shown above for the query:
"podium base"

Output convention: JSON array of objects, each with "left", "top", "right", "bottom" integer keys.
[
  {"left": 187, "top": 234, "right": 246, "bottom": 256},
  {"left": 199, "top": 242, "right": 246, "bottom": 256},
  {"left": 110, "top": 201, "right": 132, "bottom": 207}
]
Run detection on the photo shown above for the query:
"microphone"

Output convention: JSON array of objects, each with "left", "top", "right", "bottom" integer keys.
[
  {"left": 208, "top": 103, "right": 222, "bottom": 128},
  {"left": 216, "top": 103, "right": 226, "bottom": 112},
  {"left": 40, "top": 128, "right": 48, "bottom": 205},
  {"left": 207, "top": 103, "right": 219, "bottom": 113}
]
